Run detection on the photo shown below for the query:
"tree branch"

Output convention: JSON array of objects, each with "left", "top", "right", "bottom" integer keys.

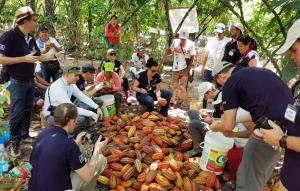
[
  {"left": 261, "top": 0, "right": 286, "bottom": 38},
  {"left": 122, "top": 1, "right": 150, "bottom": 26},
  {"left": 165, "top": 0, "right": 173, "bottom": 46}
]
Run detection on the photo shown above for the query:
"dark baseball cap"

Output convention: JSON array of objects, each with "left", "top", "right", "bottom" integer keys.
[
  {"left": 63, "top": 65, "right": 81, "bottom": 75},
  {"left": 82, "top": 64, "right": 96, "bottom": 73}
]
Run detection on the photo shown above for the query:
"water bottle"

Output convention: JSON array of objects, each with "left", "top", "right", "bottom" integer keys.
[
  {"left": 0, "top": 144, "right": 9, "bottom": 174},
  {"left": 9, "top": 162, "right": 32, "bottom": 179}
]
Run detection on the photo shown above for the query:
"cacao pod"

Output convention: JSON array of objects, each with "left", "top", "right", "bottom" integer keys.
[
  {"left": 121, "top": 179, "right": 133, "bottom": 188},
  {"left": 110, "top": 163, "right": 124, "bottom": 171},
  {"left": 158, "top": 160, "right": 169, "bottom": 170},
  {"left": 142, "top": 112, "right": 150, "bottom": 119},
  {"left": 116, "top": 185, "right": 126, "bottom": 191},
  {"left": 128, "top": 126, "right": 136, "bottom": 138},
  {"left": 206, "top": 173, "right": 217, "bottom": 187},
  {"left": 120, "top": 157, "right": 135, "bottom": 164},
  {"left": 175, "top": 171, "right": 183, "bottom": 188},
  {"left": 155, "top": 174, "right": 171, "bottom": 187},
  {"left": 120, "top": 164, "right": 132, "bottom": 175},
  {"left": 145, "top": 170, "right": 157, "bottom": 183},
  {"left": 123, "top": 166, "right": 135, "bottom": 180},
  {"left": 162, "top": 168, "right": 176, "bottom": 181},
  {"left": 183, "top": 176, "right": 192, "bottom": 191},
  {"left": 134, "top": 159, "right": 143, "bottom": 173},
  {"left": 109, "top": 174, "right": 117, "bottom": 189},
  {"left": 153, "top": 128, "right": 166, "bottom": 136},
  {"left": 107, "top": 155, "right": 120, "bottom": 163},
  {"left": 97, "top": 175, "right": 109, "bottom": 185},
  {"left": 149, "top": 183, "right": 167, "bottom": 191},
  {"left": 137, "top": 171, "right": 147, "bottom": 182},
  {"left": 151, "top": 152, "right": 164, "bottom": 160}
]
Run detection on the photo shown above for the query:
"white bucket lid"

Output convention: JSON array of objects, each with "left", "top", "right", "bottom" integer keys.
[{"left": 204, "top": 131, "right": 234, "bottom": 150}]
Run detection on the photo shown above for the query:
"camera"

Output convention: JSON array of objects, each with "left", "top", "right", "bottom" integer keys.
[
  {"left": 255, "top": 116, "right": 273, "bottom": 129},
  {"left": 47, "top": 105, "right": 56, "bottom": 116}
]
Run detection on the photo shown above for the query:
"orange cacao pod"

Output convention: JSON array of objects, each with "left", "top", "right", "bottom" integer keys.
[
  {"left": 169, "top": 159, "right": 181, "bottom": 171},
  {"left": 183, "top": 176, "right": 192, "bottom": 191},
  {"left": 214, "top": 178, "right": 221, "bottom": 190},
  {"left": 155, "top": 174, "right": 171, "bottom": 187},
  {"left": 121, "top": 179, "right": 133, "bottom": 188},
  {"left": 137, "top": 171, "right": 147, "bottom": 182},
  {"left": 109, "top": 174, "right": 117, "bottom": 189},
  {"left": 120, "top": 164, "right": 132, "bottom": 175},
  {"left": 107, "top": 155, "right": 120, "bottom": 163},
  {"left": 142, "top": 112, "right": 150, "bottom": 119},
  {"left": 192, "top": 181, "right": 199, "bottom": 191},
  {"left": 193, "top": 176, "right": 207, "bottom": 185},
  {"left": 126, "top": 150, "right": 136, "bottom": 158},
  {"left": 145, "top": 170, "right": 157, "bottom": 183},
  {"left": 128, "top": 126, "right": 136, "bottom": 138},
  {"left": 158, "top": 160, "right": 169, "bottom": 170},
  {"left": 110, "top": 163, "right": 124, "bottom": 171},
  {"left": 123, "top": 166, "right": 135, "bottom": 180},
  {"left": 116, "top": 185, "right": 126, "bottom": 191},
  {"left": 162, "top": 168, "right": 176, "bottom": 181},
  {"left": 174, "top": 151, "right": 184, "bottom": 161},
  {"left": 205, "top": 173, "right": 217, "bottom": 187},
  {"left": 151, "top": 152, "right": 164, "bottom": 160},
  {"left": 152, "top": 136, "right": 163, "bottom": 147},
  {"left": 171, "top": 186, "right": 181, "bottom": 191}
]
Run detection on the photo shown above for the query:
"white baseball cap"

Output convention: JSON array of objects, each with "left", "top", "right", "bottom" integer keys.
[
  {"left": 276, "top": 19, "right": 300, "bottom": 55},
  {"left": 107, "top": 49, "right": 116, "bottom": 55},
  {"left": 215, "top": 23, "right": 226, "bottom": 33},
  {"left": 232, "top": 23, "right": 244, "bottom": 34},
  {"left": 179, "top": 30, "right": 189, "bottom": 39},
  {"left": 198, "top": 82, "right": 214, "bottom": 101}
]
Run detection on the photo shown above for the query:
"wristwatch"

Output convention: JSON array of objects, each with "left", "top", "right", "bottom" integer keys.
[{"left": 279, "top": 134, "right": 288, "bottom": 149}]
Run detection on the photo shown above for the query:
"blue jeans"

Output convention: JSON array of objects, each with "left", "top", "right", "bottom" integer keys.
[
  {"left": 204, "top": 69, "right": 213, "bottom": 82},
  {"left": 9, "top": 78, "right": 35, "bottom": 143},
  {"left": 136, "top": 89, "right": 172, "bottom": 116},
  {"left": 41, "top": 62, "right": 61, "bottom": 83}
]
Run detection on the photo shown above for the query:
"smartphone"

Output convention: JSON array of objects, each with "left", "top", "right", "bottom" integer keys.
[{"left": 32, "top": 51, "right": 41, "bottom": 56}]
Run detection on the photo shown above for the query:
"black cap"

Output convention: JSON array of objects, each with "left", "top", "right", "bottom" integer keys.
[
  {"left": 39, "top": 26, "right": 49, "bottom": 32},
  {"left": 82, "top": 64, "right": 96, "bottom": 73}
]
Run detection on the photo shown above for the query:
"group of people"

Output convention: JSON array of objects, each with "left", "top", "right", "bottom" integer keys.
[
  {"left": 187, "top": 21, "right": 300, "bottom": 191},
  {"left": 0, "top": 5, "right": 299, "bottom": 191}
]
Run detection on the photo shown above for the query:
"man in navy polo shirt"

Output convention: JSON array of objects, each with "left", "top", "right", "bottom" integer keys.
[
  {"left": 29, "top": 103, "right": 108, "bottom": 191},
  {"left": 210, "top": 61, "right": 293, "bottom": 191},
  {"left": 0, "top": 6, "right": 58, "bottom": 157}
]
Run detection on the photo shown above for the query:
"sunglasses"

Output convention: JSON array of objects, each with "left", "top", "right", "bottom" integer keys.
[
  {"left": 151, "top": 69, "right": 158, "bottom": 73},
  {"left": 109, "top": 53, "right": 116, "bottom": 56}
]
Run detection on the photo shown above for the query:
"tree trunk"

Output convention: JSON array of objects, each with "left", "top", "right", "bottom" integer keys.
[
  {"left": 44, "top": 0, "right": 56, "bottom": 36},
  {"left": 87, "top": 3, "right": 93, "bottom": 42},
  {"left": 164, "top": 0, "right": 173, "bottom": 47}
]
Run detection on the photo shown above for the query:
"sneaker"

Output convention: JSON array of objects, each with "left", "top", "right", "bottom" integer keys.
[
  {"left": 10, "top": 141, "right": 21, "bottom": 158},
  {"left": 126, "top": 96, "right": 137, "bottom": 105}
]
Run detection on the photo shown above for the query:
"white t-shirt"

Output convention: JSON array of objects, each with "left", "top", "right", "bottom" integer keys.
[
  {"left": 36, "top": 36, "right": 62, "bottom": 57},
  {"left": 234, "top": 108, "right": 250, "bottom": 148},
  {"left": 170, "top": 39, "right": 196, "bottom": 72},
  {"left": 131, "top": 53, "right": 149, "bottom": 70},
  {"left": 204, "top": 36, "right": 230, "bottom": 70}
]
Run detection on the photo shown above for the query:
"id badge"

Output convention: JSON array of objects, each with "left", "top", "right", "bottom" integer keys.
[
  {"left": 284, "top": 104, "right": 298, "bottom": 123},
  {"left": 229, "top": 49, "right": 235, "bottom": 56}
]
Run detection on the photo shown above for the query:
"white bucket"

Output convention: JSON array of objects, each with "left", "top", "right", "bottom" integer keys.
[
  {"left": 200, "top": 131, "right": 234, "bottom": 175},
  {"left": 100, "top": 95, "right": 116, "bottom": 117}
]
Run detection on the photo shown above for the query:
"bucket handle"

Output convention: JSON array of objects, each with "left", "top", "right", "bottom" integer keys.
[{"left": 199, "top": 141, "right": 205, "bottom": 149}]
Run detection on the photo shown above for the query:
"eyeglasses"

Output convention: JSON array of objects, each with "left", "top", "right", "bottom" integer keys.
[{"left": 109, "top": 53, "right": 116, "bottom": 56}]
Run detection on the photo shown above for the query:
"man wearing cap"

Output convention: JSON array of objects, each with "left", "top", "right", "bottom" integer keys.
[
  {"left": 0, "top": 6, "right": 62, "bottom": 157},
  {"left": 200, "top": 23, "right": 230, "bottom": 82},
  {"left": 43, "top": 65, "right": 103, "bottom": 137},
  {"left": 259, "top": 19, "right": 300, "bottom": 191},
  {"left": 95, "top": 61, "right": 122, "bottom": 112},
  {"left": 222, "top": 23, "right": 243, "bottom": 65},
  {"left": 210, "top": 61, "right": 293, "bottom": 191},
  {"left": 36, "top": 27, "right": 63, "bottom": 83},
  {"left": 187, "top": 82, "right": 222, "bottom": 156},
  {"left": 169, "top": 29, "right": 196, "bottom": 107},
  {"left": 130, "top": 46, "right": 149, "bottom": 78},
  {"left": 105, "top": 49, "right": 135, "bottom": 104}
]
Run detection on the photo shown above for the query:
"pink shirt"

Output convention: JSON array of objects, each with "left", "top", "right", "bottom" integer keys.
[
  {"left": 95, "top": 72, "right": 121, "bottom": 92},
  {"left": 105, "top": 24, "right": 122, "bottom": 45}
]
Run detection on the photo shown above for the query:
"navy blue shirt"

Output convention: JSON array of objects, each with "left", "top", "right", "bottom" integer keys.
[
  {"left": 222, "top": 40, "right": 241, "bottom": 65},
  {"left": 76, "top": 75, "right": 86, "bottom": 91},
  {"left": 222, "top": 67, "right": 293, "bottom": 124},
  {"left": 29, "top": 126, "right": 86, "bottom": 191},
  {"left": 137, "top": 70, "right": 161, "bottom": 95},
  {"left": 281, "top": 100, "right": 300, "bottom": 191},
  {"left": 0, "top": 26, "right": 40, "bottom": 81}
]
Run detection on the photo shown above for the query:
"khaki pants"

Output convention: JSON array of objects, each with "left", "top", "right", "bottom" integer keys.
[
  {"left": 71, "top": 154, "right": 107, "bottom": 191},
  {"left": 171, "top": 68, "right": 189, "bottom": 103}
]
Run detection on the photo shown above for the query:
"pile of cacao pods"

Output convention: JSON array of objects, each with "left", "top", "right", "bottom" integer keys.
[{"left": 97, "top": 111, "right": 230, "bottom": 191}]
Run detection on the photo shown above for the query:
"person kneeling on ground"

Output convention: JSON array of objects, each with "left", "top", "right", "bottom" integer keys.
[
  {"left": 95, "top": 61, "right": 122, "bottom": 113},
  {"left": 43, "top": 65, "right": 103, "bottom": 137},
  {"left": 132, "top": 58, "right": 172, "bottom": 116},
  {"left": 29, "top": 103, "right": 108, "bottom": 191}
]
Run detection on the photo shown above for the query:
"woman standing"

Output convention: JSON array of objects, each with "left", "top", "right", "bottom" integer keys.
[
  {"left": 105, "top": 14, "right": 122, "bottom": 49},
  {"left": 237, "top": 34, "right": 261, "bottom": 67}
]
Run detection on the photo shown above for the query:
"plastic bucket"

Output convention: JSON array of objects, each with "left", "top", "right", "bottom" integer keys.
[
  {"left": 100, "top": 95, "right": 116, "bottom": 117},
  {"left": 200, "top": 131, "right": 234, "bottom": 175}
]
